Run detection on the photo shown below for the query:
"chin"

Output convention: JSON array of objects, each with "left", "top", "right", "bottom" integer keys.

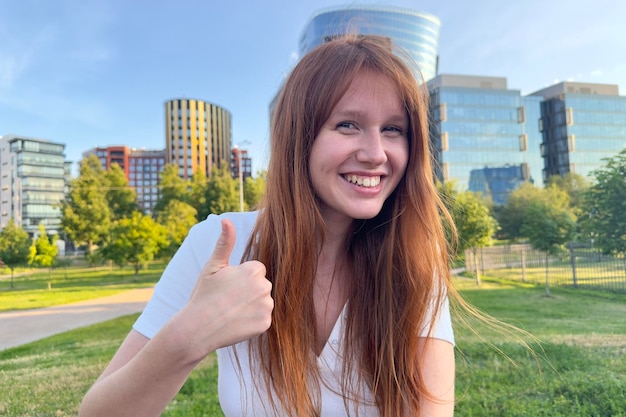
[{"left": 348, "top": 207, "right": 385, "bottom": 220}]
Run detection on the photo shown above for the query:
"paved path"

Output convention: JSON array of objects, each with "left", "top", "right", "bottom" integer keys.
[{"left": 0, "top": 287, "right": 154, "bottom": 351}]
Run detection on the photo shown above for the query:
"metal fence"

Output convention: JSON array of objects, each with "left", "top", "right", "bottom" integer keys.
[{"left": 464, "top": 242, "right": 626, "bottom": 293}]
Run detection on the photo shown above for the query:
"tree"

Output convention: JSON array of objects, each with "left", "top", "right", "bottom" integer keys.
[
  {"left": 105, "top": 163, "right": 138, "bottom": 220},
  {"left": 205, "top": 163, "right": 240, "bottom": 214},
  {"left": 454, "top": 190, "right": 498, "bottom": 285},
  {"left": 156, "top": 200, "right": 198, "bottom": 258},
  {"left": 494, "top": 183, "right": 540, "bottom": 240},
  {"left": 189, "top": 169, "right": 209, "bottom": 221},
  {"left": 495, "top": 182, "right": 569, "bottom": 241},
  {"left": 437, "top": 181, "right": 497, "bottom": 284},
  {"left": 521, "top": 200, "right": 576, "bottom": 296},
  {"left": 435, "top": 180, "right": 459, "bottom": 248},
  {"left": 0, "top": 219, "right": 31, "bottom": 288},
  {"left": 244, "top": 171, "right": 267, "bottom": 210},
  {"left": 100, "top": 212, "right": 168, "bottom": 278},
  {"left": 580, "top": 149, "right": 626, "bottom": 256},
  {"left": 545, "top": 172, "right": 589, "bottom": 215},
  {"left": 28, "top": 223, "right": 59, "bottom": 274},
  {"left": 153, "top": 164, "right": 190, "bottom": 214},
  {"left": 60, "top": 155, "right": 111, "bottom": 254}
]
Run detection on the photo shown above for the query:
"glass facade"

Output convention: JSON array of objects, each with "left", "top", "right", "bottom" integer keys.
[
  {"left": 0, "top": 135, "right": 67, "bottom": 235},
  {"left": 468, "top": 166, "right": 526, "bottom": 205},
  {"left": 428, "top": 79, "right": 626, "bottom": 202},
  {"left": 537, "top": 92, "right": 626, "bottom": 179},
  {"left": 522, "top": 95, "right": 544, "bottom": 186},
  {"left": 428, "top": 75, "right": 544, "bottom": 203},
  {"left": 299, "top": 6, "right": 441, "bottom": 81}
]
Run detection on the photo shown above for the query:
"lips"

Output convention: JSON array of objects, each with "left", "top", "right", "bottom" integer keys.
[{"left": 343, "top": 174, "right": 381, "bottom": 188}]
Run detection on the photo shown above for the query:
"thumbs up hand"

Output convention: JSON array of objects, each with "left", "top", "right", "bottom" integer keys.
[{"left": 179, "top": 218, "right": 274, "bottom": 357}]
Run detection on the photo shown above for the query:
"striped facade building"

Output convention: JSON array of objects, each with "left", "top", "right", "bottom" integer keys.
[{"left": 164, "top": 98, "right": 232, "bottom": 180}]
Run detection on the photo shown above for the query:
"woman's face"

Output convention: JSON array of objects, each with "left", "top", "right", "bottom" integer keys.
[{"left": 309, "top": 71, "right": 409, "bottom": 225}]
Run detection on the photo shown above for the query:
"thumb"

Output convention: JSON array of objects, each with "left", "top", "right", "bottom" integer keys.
[{"left": 204, "top": 218, "right": 236, "bottom": 274}]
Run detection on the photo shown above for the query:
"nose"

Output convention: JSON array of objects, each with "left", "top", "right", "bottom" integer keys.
[{"left": 356, "top": 130, "right": 388, "bottom": 166}]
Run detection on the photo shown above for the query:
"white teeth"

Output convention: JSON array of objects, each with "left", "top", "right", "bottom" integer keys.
[{"left": 344, "top": 175, "right": 381, "bottom": 188}]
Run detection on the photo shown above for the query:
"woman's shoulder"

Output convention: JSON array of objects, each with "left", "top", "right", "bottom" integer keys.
[
  {"left": 188, "top": 211, "right": 259, "bottom": 237},
  {"left": 183, "top": 211, "right": 260, "bottom": 263}
]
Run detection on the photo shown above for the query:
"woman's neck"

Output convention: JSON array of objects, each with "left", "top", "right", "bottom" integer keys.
[{"left": 313, "top": 228, "right": 353, "bottom": 355}]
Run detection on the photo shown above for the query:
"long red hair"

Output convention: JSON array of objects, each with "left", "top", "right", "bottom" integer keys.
[{"left": 243, "top": 35, "right": 455, "bottom": 416}]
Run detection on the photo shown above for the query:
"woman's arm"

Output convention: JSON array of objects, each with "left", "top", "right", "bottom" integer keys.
[
  {"left": 416, "top": 338, "right": 455, "bottom": 417},
  {"left": 79, "top": 219, "right": 274, "bottom": 417},
  {"left": 79, "top": 322, "right": 207, "bottom": 417}
]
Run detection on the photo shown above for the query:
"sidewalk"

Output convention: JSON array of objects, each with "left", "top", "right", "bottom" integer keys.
[{"left": 0, "top": 287, "right": 154, "bottom": 351}]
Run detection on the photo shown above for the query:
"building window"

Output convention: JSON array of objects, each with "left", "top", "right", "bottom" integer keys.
[
  {"left": 441, "top": 132, "right": 449, "bottom": 151},
  {"left": 439, "top": 103, "right": 447, "bottom": 122},
  {"left": 519, "top": 134, "right": 528, "bottom": 152},
  {"left": 568, "top": 135, "right": 576, "bottom": 152},
  {"left": 566, "top": 108, "right": 574, "bottom": 126}
]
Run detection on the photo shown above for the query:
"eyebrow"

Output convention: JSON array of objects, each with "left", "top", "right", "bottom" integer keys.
[{"left": 331, "top": 110, "right": 408, "bottom": 124}]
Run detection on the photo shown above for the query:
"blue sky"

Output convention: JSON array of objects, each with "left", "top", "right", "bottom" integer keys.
[{"left": 1, "top": 0, "right": 624, "bottom": 175}]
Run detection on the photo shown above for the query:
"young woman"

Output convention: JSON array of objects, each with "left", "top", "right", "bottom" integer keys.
[{"left": 80, "top": 35, "right": 456, "bottom": 417}]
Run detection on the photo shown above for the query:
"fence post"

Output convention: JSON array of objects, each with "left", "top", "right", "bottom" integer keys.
[
  {"left": 480, "top": 247, "right": 485, "bottom": 278},
  {"left": 521, "top": 249, "right": 527, "bottom": 282},
  {"left": 465, "top": 249, "right": 474, "bottom": 274},
  {"left": 569, "top": 245, "right": 578, "bottom": 288},
  {"left": 544, "top": 252, "right": 552, "bottom": 297},
  {"left": 473, "top": 248, "right": 481, "bottom": 286}
]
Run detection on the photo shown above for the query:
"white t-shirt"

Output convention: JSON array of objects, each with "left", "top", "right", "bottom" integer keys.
[{"left": 133, "top": 212, "right": 454, "bottom": 416}]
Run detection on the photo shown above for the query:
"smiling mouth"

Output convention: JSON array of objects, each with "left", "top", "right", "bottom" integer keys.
[{"left": 343, "top": 174, "right": 381, "bottom": 188}]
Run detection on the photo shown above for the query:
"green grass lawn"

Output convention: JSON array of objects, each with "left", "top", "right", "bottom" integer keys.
[
  {"left": 453, "top": 278, "right": 626, "bottom": 416},
  {"left": 0, "top": 314, "right": 222, "bottom": 417},
  {"left": 0, "top": 260, "right": 166, "bottom": 311},
  {"left": 1, "top": 277, "right": 625, "bottom": 416}
]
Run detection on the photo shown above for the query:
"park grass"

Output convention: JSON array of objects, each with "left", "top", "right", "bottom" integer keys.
[
  {"left": 1, "top": 278, "right": 625, "bottom": 416},
  {"left": 0, "top": 260, "right": 166, "bottom": 311},
  {"left": 0, "top": 314, "right": 141, "bottom": 416},
  {"left": 453, "top": 277, "right": 626, "bottom": 416},
  {"left": 0, "top": 313, "right": 222, "bottom": 417}
]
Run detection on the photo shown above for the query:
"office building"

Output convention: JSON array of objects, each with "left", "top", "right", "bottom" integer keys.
[
  {"left": 129, "top": 149, "right": 166, "bottom": 213},
  {"left": 427, "top": 74, "right": 544, "bottom": 203},
  {"left": 468, "top": 165, "right": 527, "bottom": 205},
  {"left": 83, "top": 146, "right": 166, "bottom": 214},
  {"left": 530, "top": 82, "right": 626, "bottom": 180},
  {"left": 299, "top": 5, "right": 441, "bottom": 82},
  {"left": 84, "top": 145, "right": 130, "bottom": 179},
  {"left": 0, "top": 134, "right": 68, "bottom": 235},
  {"left": 165, "top": 98, "right": 232, "bottom": 180},
  {"left": 231, "top": 148, "right": 252, "bottom": 180}
]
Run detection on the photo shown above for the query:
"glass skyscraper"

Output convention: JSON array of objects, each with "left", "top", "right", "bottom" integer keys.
[
  {"left": 428, "top": 74, "right": 544, "bottom": 204},
  {"left": 299, "top": 6, "right": 441, "bottom": 81},
  {"left": 530, "top": 82, "right": 626, "bottom": 180},
  {"left": 0, "top": 135, "right": 68, "bottom": 235}
]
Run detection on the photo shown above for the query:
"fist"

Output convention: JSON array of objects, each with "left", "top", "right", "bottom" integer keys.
[{"left": 185, "top": 218, "right": 274, "bottom": 353}]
